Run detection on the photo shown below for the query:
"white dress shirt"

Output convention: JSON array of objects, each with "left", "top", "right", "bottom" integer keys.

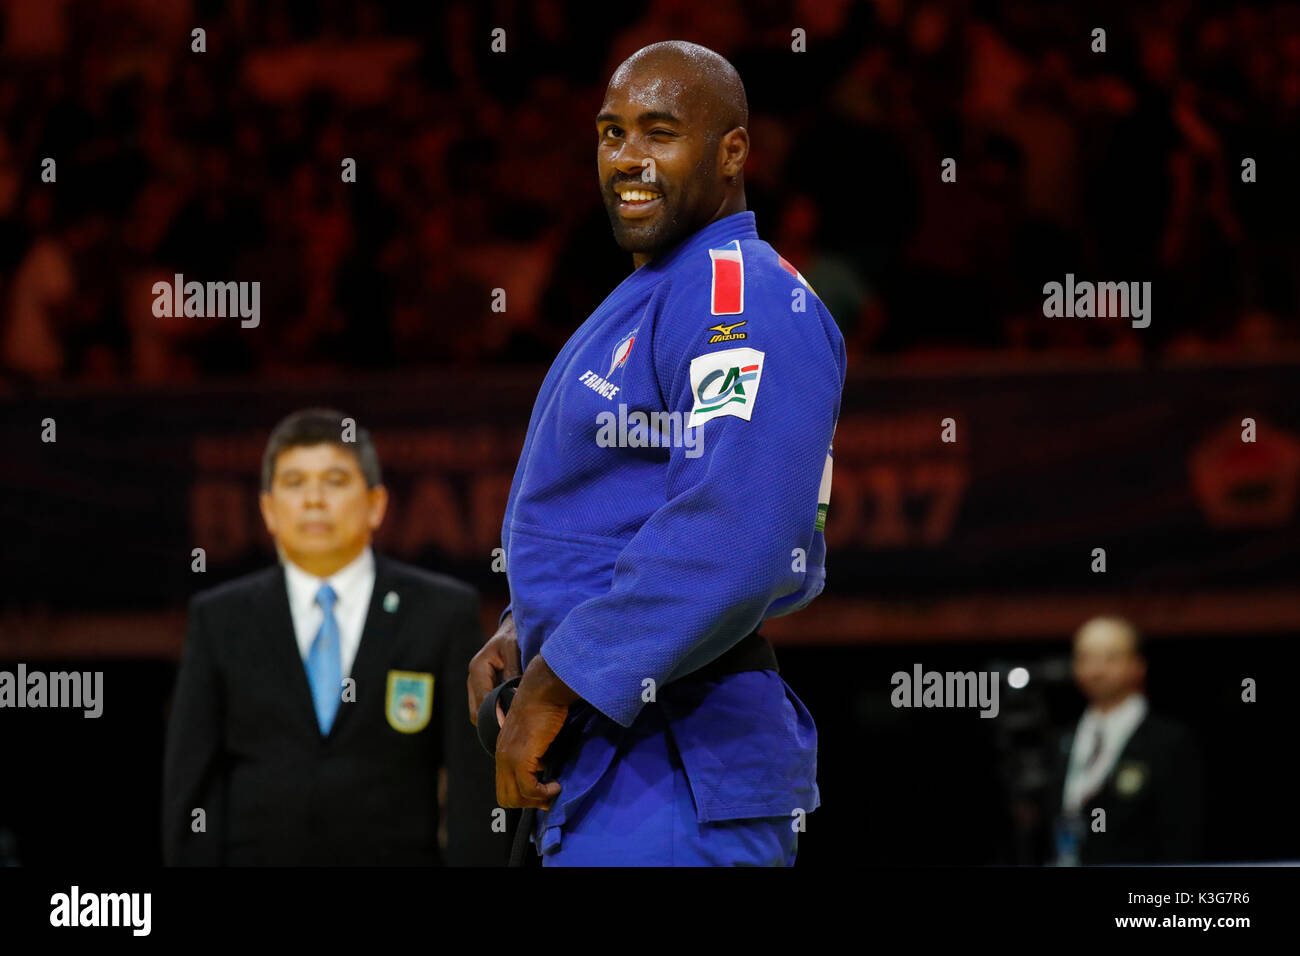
[
  {"left": 282, "top": 546, "right": 376, "bottom": 679},
  {"left": 1062, "top": 692, "right": 1148, "bottom": 814}
]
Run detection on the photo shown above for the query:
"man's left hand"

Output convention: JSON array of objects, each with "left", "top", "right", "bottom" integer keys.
[{"left": 495, "top": 654, "right": 580, "bottom": 809}]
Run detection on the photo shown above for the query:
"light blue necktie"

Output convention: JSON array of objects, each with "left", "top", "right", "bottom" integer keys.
[{"left": 306, "top": 583, "right": 342, "bottom": 734}]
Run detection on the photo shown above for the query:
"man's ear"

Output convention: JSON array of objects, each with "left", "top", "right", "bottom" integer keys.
[
  {"left": 367, "top": 485, "right": 389, "bottom": 531},
  {"left": 259, "top": 491, "right": 278, "bottom": 537},
  {"left": 719, "top": 127, "right": 749, "bottom": 180}
]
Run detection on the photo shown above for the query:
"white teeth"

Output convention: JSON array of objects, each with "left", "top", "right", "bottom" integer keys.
[{"left": 619, "top": 190, "right": 660, "bottom": 202}]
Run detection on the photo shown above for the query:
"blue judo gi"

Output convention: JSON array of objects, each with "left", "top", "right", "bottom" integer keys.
[{"left": 500, "top": 211, "right": 847, "bottom": 865}]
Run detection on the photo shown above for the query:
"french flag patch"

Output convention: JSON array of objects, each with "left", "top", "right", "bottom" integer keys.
[{"left": 709, "top": 240, "right": 744, "bottom": 315}]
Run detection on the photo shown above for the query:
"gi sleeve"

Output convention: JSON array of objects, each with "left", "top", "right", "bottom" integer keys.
[{"left": 538, "top": 266, "right": 846, "bottom": 727}]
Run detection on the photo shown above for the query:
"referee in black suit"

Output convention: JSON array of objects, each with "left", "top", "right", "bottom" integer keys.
[
  {"left": 162, "top": 408, "right": 505, "bottom": 865},
  {"left": 1048, "top": 616, "right": 1204, "bottom": 865}
]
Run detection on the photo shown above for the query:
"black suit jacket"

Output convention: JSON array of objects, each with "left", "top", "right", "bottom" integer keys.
[
  {"left": 162, "top": 552, "right": 506, "bottom": 865},
  {"left": 1049, "top": 710, "right": 1205, "bottom": 865}
]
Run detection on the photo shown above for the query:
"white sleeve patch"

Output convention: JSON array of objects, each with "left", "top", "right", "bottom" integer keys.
[
  {"left": 815, "top": 446, "right": 833, "bottom": 531},
  {"left": 687, "top": 347, "right": 765, "bottom": 427}
]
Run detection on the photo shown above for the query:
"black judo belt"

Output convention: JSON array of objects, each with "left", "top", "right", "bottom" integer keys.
[{"left": 476, "top": 628, "right": 779, "bottom": 867}]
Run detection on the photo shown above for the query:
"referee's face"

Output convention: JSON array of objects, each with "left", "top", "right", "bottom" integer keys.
[
  {"left": 596, "top": 72, "right": 720, "bottom": 259},
  {"left": 259, "top": 443, "right": 388, "bottom": 577},
  {"left": 1072, "top": 624, "right": 1145, "bottom": 708}
]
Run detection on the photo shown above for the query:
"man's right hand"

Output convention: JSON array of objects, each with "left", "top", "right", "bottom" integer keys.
[{"left": 467, "top": 611, "right": 521, "bottom": 726}]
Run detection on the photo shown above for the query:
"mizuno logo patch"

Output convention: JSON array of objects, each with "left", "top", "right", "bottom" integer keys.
[
  {"left": 706, "top": 320, "right": 747, "bottom": 343},
  {"left": 688, "top": 347, "right": 764, "bottom": 427}
]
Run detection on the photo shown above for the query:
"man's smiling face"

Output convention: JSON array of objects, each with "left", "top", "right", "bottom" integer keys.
[{"left": 596, "top": 73, "right": 719, "bottom": 258}]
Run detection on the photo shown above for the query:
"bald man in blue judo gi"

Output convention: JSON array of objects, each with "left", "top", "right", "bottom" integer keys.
[{"left": 468, "top": 40, "right": 846, "bottom": 866}]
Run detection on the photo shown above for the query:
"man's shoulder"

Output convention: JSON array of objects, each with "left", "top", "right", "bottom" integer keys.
[
  {"left": 655, "top": 233, "right": 839, "bottom": 366},
  {"left": 189, "top": 563, "right": 281, "bottom": 612},
  {"left": 1132, "top": 709, "right": 1197, "bottom": 751},
  {"left": 664, "top": 235, "right": 808, "bottom": 308},
  {"left": 378, "top": 554, "right": 479, "bottom": 607},
  {"left": 188, "top": 557, "right": 479, "bottom": 608}
]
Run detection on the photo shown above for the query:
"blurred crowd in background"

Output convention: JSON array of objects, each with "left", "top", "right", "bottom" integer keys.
[{"left": 1, "top": 0, "right": 1298, "bottom": 388}]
